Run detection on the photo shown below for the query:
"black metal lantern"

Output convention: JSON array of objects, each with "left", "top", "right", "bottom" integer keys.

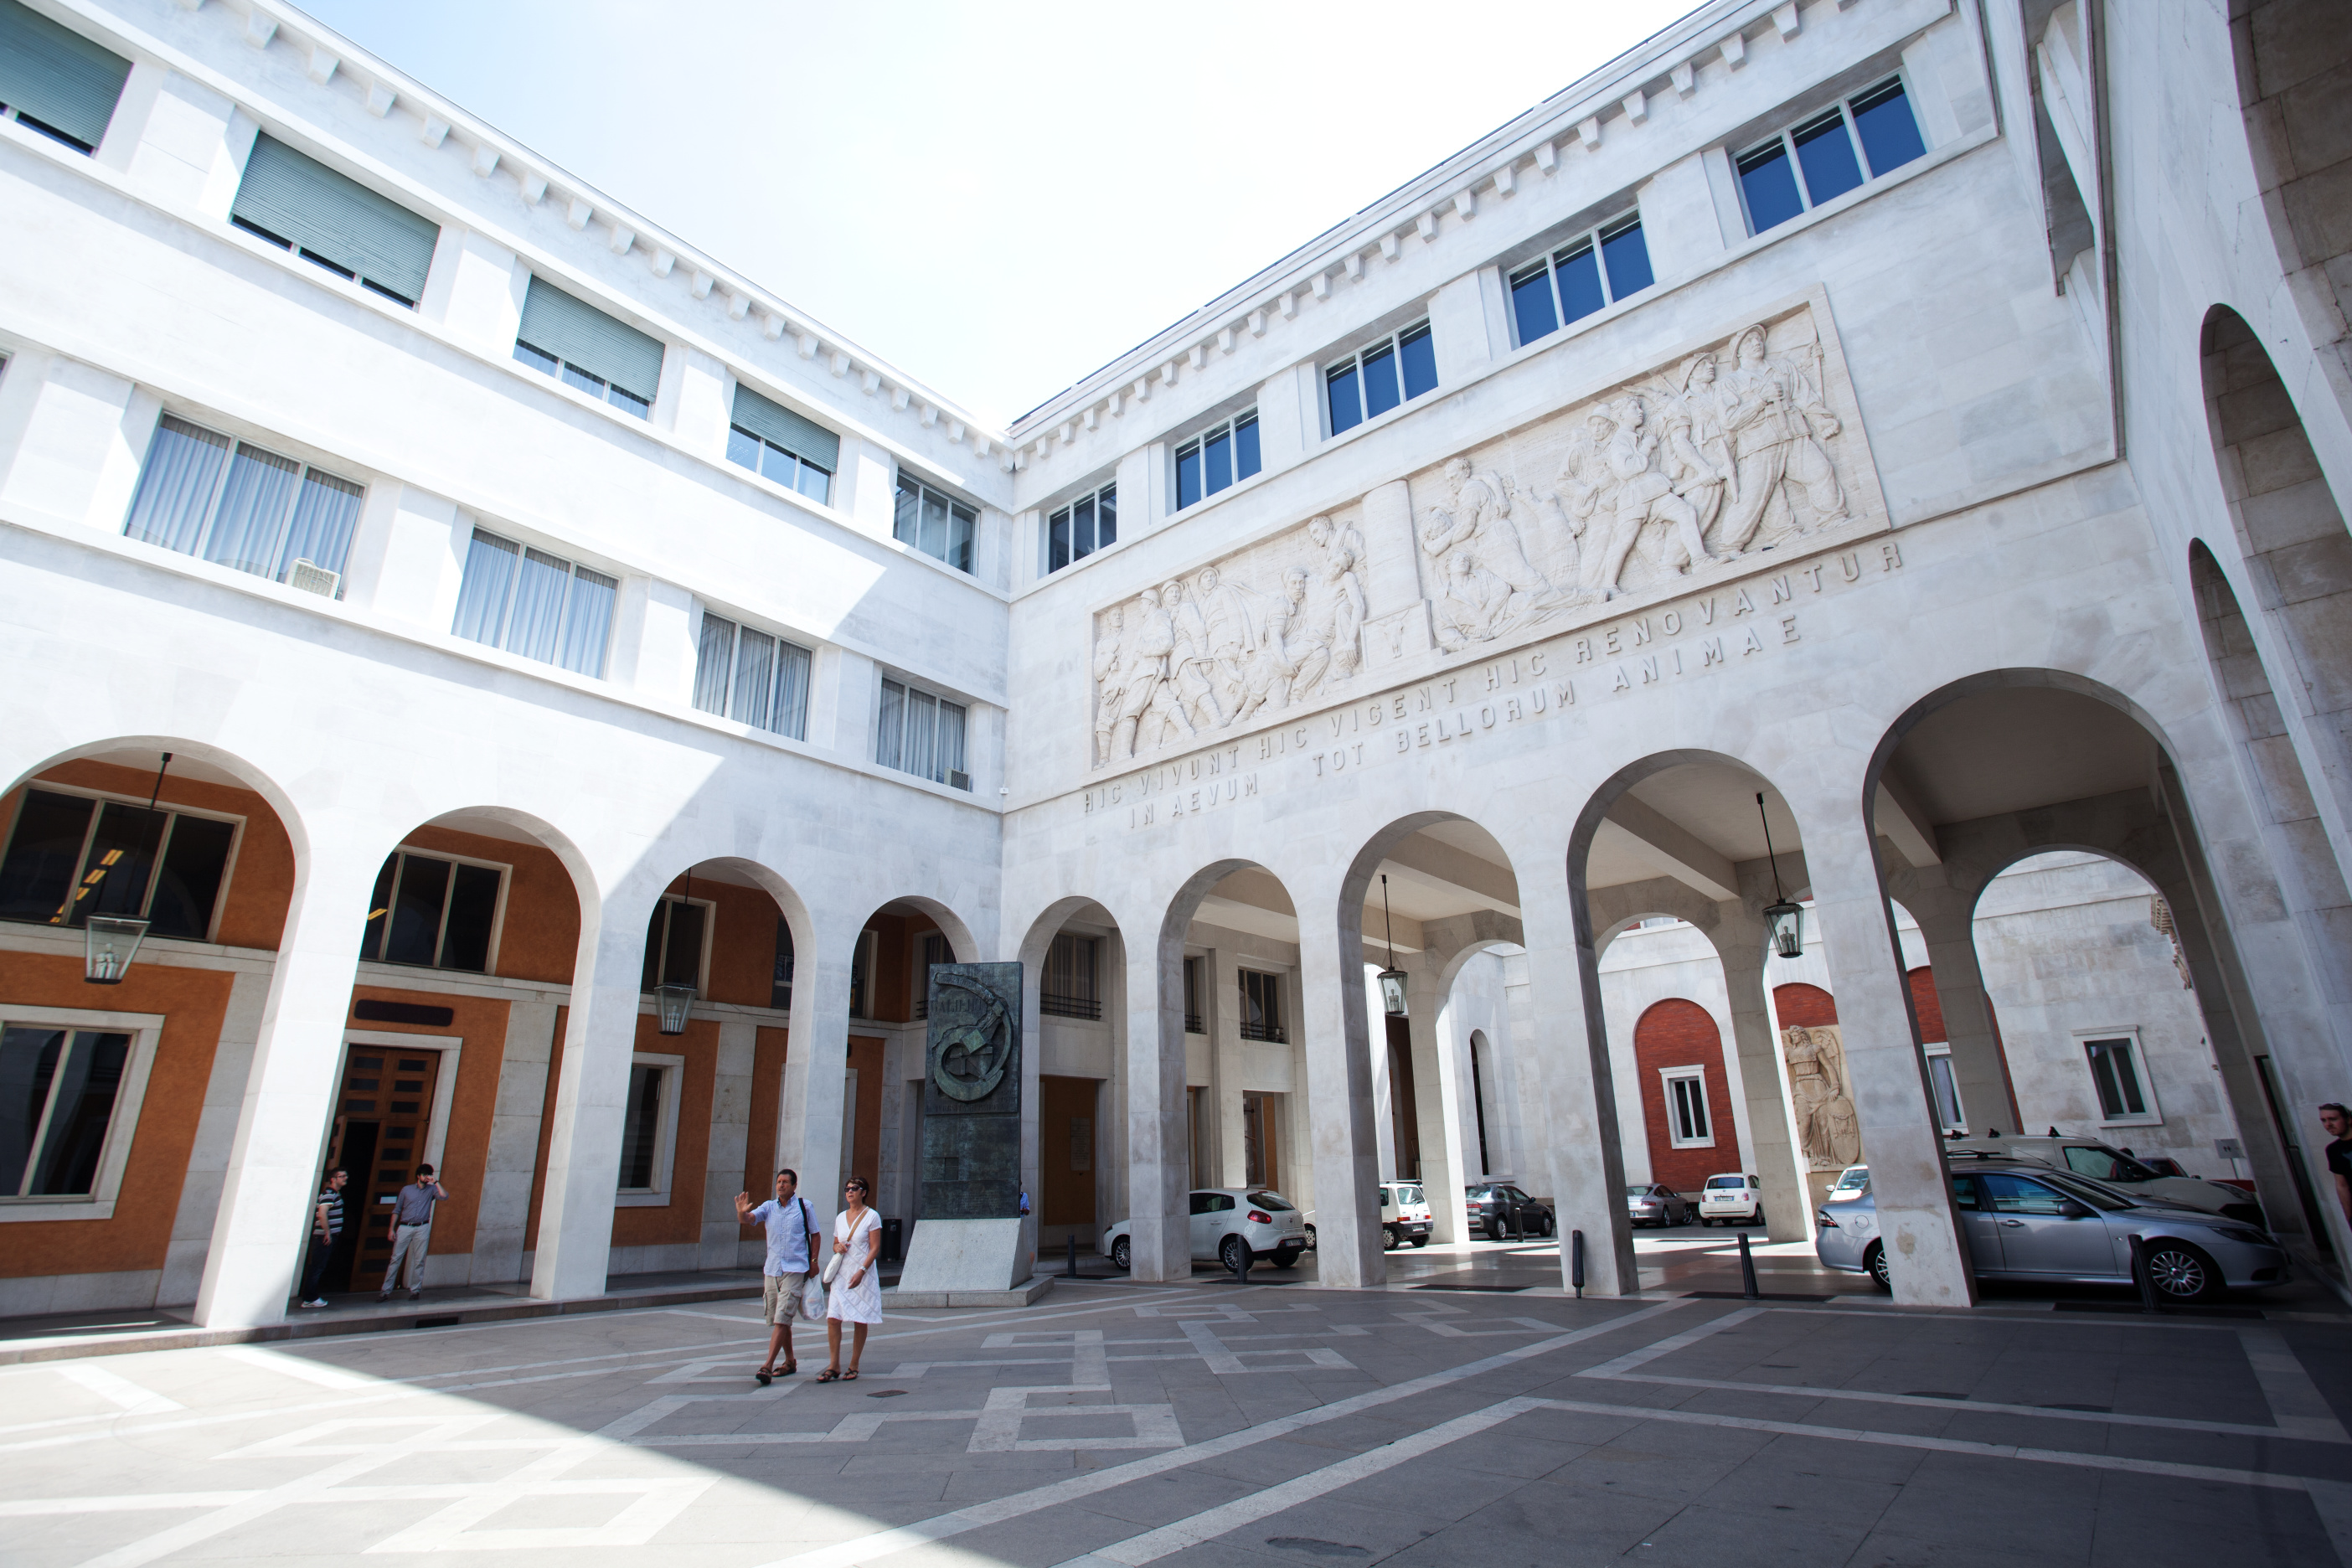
[
  {"left": 654, "top": 982, "right": 696, "bottom": 1035},
  {"left": 1377, "top": 873, "right": 1408, "bottom": 1017},
  {"left": 85, "top": 916, "right": 148, "bottom": 984},
  {"left": 1756, "top": 792, "right": 1804, "bottom": 960}
]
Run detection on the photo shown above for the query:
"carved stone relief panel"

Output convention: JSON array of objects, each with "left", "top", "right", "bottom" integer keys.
[
  {"left": 1088, "top": 289, "right": 1886, "bottom": 769},
  {"left": 1782, "top": 1023, "right": 1864, "bottom": 1172}
]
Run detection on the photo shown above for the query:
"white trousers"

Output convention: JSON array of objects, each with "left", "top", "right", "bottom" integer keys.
[{"left": 382, "top": 1223, "right": 431, "bottom": 1292}]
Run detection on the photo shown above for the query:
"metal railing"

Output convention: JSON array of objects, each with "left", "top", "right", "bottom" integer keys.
[
  {"left": 1039, "top": 992, "right": 1101, "bottom": 1019},
  {"left": 1184, "top": 1013, "right": 1205, "bottom": 1035},
  {"left": 1239, "top": 1019, "right": 1286, "bottom": 1043}
]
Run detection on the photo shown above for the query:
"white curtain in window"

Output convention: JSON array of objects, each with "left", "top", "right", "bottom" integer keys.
[
  {"left": 774, "top": 642, "right": 812, "bottom": 740},
  {"left": 693, "top": 612, "right": 736, "bottom": 715},
  {"left": 877, "top": 679, "right": 906, "bottom": 771},
  {"left": 452, "top": 530, "right": 519, "bottom": 645},
  {"left": 906, "top": 689, "right": 939, "bottom": 781},
  {"left": 505, "top": 548, "right": 572, "bottom": 663},
  {"left": 201, "top": 445, "right": 302, "bottom": 576},
  {"left": 122, "top": 416, "right": 229, "bottom": 554},
  {"left": 938, "top": 699, "right": 967, "bottom": 781},
  {"left": 558, "top": 567, "right": 616, "bottom": 676},
  {"left": 733, "top": 627, "right": 776, "bottom": 729},
  {"left": 276, "top": 471, "right": 364, "bottom": 580}
]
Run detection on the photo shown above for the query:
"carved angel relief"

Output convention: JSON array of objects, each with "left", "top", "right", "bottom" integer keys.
[{"left": 1092, "top": 514, "right": 1369, "bottom": 766}]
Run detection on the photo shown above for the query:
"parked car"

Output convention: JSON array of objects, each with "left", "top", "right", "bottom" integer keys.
[
  {"left": 1947, "top": 1137, "right": 2266, "bottom": 1226},
  {"left": 1465, "top": 1182, "right": 1554, "bottom": 1239},
  {"left": 1698, "top": 1173, "right": 1766, "bottom": 1226},
  {"left": 1101, "top": 1189, "right": 1308, "bottom": 1272},
  {"left": 1816, "top": 1156, "right": 2288, "bottom": 1302},
  {"left": 1625, "top": 1183, "right": 1694, "bottom": 1227},
  {"left": 1825, "top": 1165, "right": 1870, "bottom": 1203},
  {"left": 1303, "top": 1181, "right": 1434, "bottom": 1251}
]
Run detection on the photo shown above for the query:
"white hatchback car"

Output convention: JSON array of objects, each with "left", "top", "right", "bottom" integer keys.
[
  {"left": 1101, "top": 1188, "right": 1308, "bottom": 1272},
  {"left": 1306, "top": 1181, "right": 1432, "bottom": 1251},
  {"left": 1698, "top": 1172, "right": 1767, "bottom": 1226}
]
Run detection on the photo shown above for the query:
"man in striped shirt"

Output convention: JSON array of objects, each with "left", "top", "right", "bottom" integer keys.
[{"left": 298, "top": 1167, "right": 348, "bottom": 1308}]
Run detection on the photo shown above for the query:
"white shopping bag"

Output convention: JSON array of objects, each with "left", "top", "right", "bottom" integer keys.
[{"left": 799, "top": 1274, "right": 826, "bottom": 1322}]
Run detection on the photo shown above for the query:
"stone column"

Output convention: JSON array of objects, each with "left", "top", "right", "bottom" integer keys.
[
  {"left": 193, "top": 839, "right": 381, "bottom": 1328},
  {"left": 1514, "top": 874, "right": 1638, "bottom": 1296},
  {"left": 1122, "top": 923, "right": 1189, "bottom": 1282},
  {"left": 769, "top": 910, "right": 855, "bottom": 1258},
  {"left": 1792, "top": 792, "right": 1974, "bottom": 1307},
  {"left": 1411, "top": 957, "right": 1468, "bottom": 1243},
  {"left": 700, "top": 1019, "right": 758, "bottom": 1269},
  {"left": 1710, "top": 895, "right": 1812, "bottom": 1245},
  {"left": 1210, "top": 945, "right": 1249, "bottom": 1186},
  {"left": 1296, "top": 896, "right": 1385, "bottom": 1288},
  {"left": 1901, "top": 879, "right": 2019, "bottom": 1137}
]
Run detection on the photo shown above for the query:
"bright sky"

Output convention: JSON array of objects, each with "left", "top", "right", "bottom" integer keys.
[{"left": 297, "top": 1, "right": 1705, "bottom": 428}]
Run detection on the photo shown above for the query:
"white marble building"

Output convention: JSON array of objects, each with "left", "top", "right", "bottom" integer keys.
[{"left": 2, "top": 0, "right": 2349, "bottom": 1322}]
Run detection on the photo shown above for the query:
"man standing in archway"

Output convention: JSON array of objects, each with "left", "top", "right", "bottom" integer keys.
[{"left": 2320, "top": 1104, "right": 2352, "bottom": 1222}]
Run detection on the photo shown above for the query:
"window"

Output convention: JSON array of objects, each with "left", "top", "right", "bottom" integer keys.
[
  {"left": 1042, "top": 933, "right": 1100, "bottom": 1020},
  {"left": 1924, "top": 1044, "right": 1967, "bottom": 1134},
  {"left": 693, "top": 611, "right": 812, "bottom": 740},
  {"left": 1509, "top": 214, "right": 1653, "bottom": 347},
  {"left": 771, "top": 919, "right": 795, "bottom": 1011},
  {"left": 1979, "top": 1172, "right": 2072, "bottom": 1216},
  {"left": 1663, "top": 1068, "right": 1713, "bottom": 1148},
  {"left": 1326, "top": 321, "right": 1436, "bottom": 436},
  {"left": 513, "top": 276, "right": 662, "bottom": 419},
  {"left": 1175, "top": 411, "right": 1261, "bottom": 511},
  {"left": 639, "top": 895, "right": 709, "bottom": 993},
  {"left": 877, "top": 678, "right": 970, "bottom": 789},
  {"left": 616, "top": 1052, "right": 683, "bottom": 1201},
  {"left": 1, "top": 1023, "right": 131, "bottom": 1198},
  {"left": 1736, "top": 76, "right": 1928, "bottom": 235},
  {"left": 913, "top": 931, "right": 951, "bottom": 1019},
  {"left": 0, "top": 0, "right": 127, "bottom": 153},
  {"left": 0, "top": 787, "right": 238, "bottom": 940},
  {"left": 452, "top": 528, "right": 617, "bottom": 678},
  {"left": 1047, "top": 482, "right": 1117, "bottom": 574},
  {"left": 894, "top": 475, "right": 977, "bottom": 574},
  {"left": 359, "top": 849, "right": 503, "bottom": 972},
  {"left": 1240, "top": 969, "right": 1285, "bottom": 1043},
  {"left": 230, "top": 135, "right": 439, "bottom": 307},
  {"left": 2082, "top": 1034, "right": 2159, "bottom": 1123},
  {"left": 122, "top": 415, "right": 364, "bottom": 595},
  {"left": 726, "top": 384, "right": 837, "bottom": 504},
  {"left": 1184, "top": 957, "right": 1204, "bottom": 1035},
  {"left": 848, "top": 928, "right": 875, "bottom": 1019}
]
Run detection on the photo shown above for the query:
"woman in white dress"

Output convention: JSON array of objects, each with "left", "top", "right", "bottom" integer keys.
[{"left": 818, "top": 1175, "right": 882, "bottom": 1382}]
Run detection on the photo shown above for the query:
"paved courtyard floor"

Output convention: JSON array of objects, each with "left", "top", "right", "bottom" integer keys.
[{"left": 6, "top": 1272, "right": 2352, "bottom": 1567}]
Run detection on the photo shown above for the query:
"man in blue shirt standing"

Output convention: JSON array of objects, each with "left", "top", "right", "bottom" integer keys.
[{"left": 735, "top": 1168, "right": 818, "bottom": 1385}]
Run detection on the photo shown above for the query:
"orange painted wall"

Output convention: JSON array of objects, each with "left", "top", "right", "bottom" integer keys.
[
  {"left": 0, "top": 952, "right": 231, "bottom": 1278},
  {"left": 611, "top": 1014, "right": 719, "bottom": 1249},
  {"left": 743, "top": 1025, "right": 789, "bottom": 1197},
  {"left": 847, "top": 1034, "right": 885, "bottom": 1195},
  {"left": 391, "top": 825, "right": 579, "bottom": 984},
  {"left": 342, "top": 985, "right": 513, "bottom": 1254}
]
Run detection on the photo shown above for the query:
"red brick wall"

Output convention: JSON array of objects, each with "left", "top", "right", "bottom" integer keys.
[
  {"left": 1773, "top": 983, "right": 1838, "bottom": 1028},
  {"left": 1906, "top": 967, "right": 1946, "bottom": 1041},
  {"left": 1632, "top": 998, "right": 1742, "bottom": 1194}
]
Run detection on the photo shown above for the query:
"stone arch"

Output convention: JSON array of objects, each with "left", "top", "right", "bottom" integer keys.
[
  {"left": 1012, "top": 895, "right": 1123, "bottom": 1259},
  {"left": 2224, "top": 5, "right": 2352, "bottom": 376}
]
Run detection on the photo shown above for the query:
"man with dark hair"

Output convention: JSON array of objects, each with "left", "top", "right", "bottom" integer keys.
[
  {"left": 298, "top": 1168, "right": 348, "bottom": 1308},
  {"left": 736, "top": 1168, "right": 818, "bottom": 1385},
  {"left": 2320, "top": 1105, "right": 2352, "bottom": 1222},
  {"left": 380, "top": 1163, "right": 450, "bottom": 1302}
]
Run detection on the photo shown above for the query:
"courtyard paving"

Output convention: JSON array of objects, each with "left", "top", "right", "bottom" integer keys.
[{"left": 4, "top": 1266, "right": 2350, "bottom": 1567}]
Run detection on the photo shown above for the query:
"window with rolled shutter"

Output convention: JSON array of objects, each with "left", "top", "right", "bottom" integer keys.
[
  {"left": 0, "top": 0, "right": 129, "bottom": 152},
  {"left": 230, "top": 135, "right": 441, "bottom": 307},
  {"left": 726, "top": 384, "right": 838, "bottom": 503},
  {"left": 514, "top": 276, "right": 664, "bottom": 417}
]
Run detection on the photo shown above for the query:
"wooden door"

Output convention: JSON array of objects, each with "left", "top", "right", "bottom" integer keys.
[
  {"left": 323, "top": 1043, "right": 442, "bottom": 1291},
  {"left": 1039, "top": 1075, "right": 1097, "bottom": 1226}
]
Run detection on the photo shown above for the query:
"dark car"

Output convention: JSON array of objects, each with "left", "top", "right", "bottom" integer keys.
[
  {"left": 1626, "top": 1183, "right": 1694, "bottom": 1227},
  {"left": 1466, "top": 1182, "right": 1554, "bottom": 1240}
]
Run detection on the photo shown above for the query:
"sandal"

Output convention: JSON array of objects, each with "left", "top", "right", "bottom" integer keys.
[
  {"left": 842, "top": 1369, "right": 859, "bottom": 1382},
  {"left": 816, "top": 1368, "right": 841, "bottom": 1383},
  {"left": 755, "top": 1366, "right": 773, "bottom": 1387},
  {"left": 781, "top": 1359, "right": 797, "bottom": 1376}
]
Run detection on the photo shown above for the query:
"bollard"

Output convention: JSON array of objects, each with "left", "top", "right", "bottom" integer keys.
[
  {"left": 2128, "top": 1234, "right": 2160, "bottom": 1313},
  {"left": 1230, "top": 1244, "right": 1249, "bottom": 1285},
  {"left": 1571, "top": 1229, "right": 1586, "bottom": 1300},
  {"left": 1066, "top": 1234, "right": 1080, "bottom": 1279},
  {"left": 1738, "top": 1229, "right": 1760, "bottom": 1300}
]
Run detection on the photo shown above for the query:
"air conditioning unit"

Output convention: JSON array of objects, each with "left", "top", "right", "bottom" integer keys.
[
  {"left": 286, "top": 558, "right": 341, "bottom": 597},
  {"left": 947, "top": 769, "right": 972, "bottom": 792}
]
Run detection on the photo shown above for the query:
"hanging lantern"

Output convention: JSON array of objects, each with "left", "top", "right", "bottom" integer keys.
[
  {"left": 1377, "top": 967, "right": 1409, "bottom": 1018},
  {"left": 85, "top": 916, "right": 148, "bottom": 984},
  {"left": 654, "top": 982, "right": 696, "bottom": 1035},
  {"left": 1763, "top": 896, "right": 1805, "bottom": 961}
]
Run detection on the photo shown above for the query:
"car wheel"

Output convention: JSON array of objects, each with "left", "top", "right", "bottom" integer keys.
[
  {"left": 1219, "top": 1235, "right": 1253, "bottom": 1274},
  {"left": 1382, "top": 1225, "right": 1400, "bottom": 1251},
  {"left": 1487, "top": 1221, "right": 1505, "bottom": 1241},
  {"left": 1411, "top": 1235, "right": 1429, "bottom": 1247},
  {"left": 1304, "top": 1224, "right": 1317, "bottom": 1251},
  {"left": 1540, "top": 1211, "right": 1556, "bottom": 1238},
  {"left": 1271, "top": 1247, "right": 1302, "bottom": 1269},
  {"left": 2143, "top": 1240, "right": 2224, "bottom": 1304},
  {"left": 1110, "top": 1236, "right": 1131, "bottom": 1272},
  {"left": 1751, "top": 1206, "right": 1766, "bottom": 1229},
  {"left": 1865, "top": 1240, "right": 1892, "bottom": 1292}
]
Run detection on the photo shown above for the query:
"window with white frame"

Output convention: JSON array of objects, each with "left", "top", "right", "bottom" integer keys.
[
  {"left": 0, "top": 787, "right": 239, "bottom": 939},
  {"left": 894, "top": 474, "right": 977, "bottom": 574},
  {"left": 639, "top": 894, "right": 710, "bottom": 994},
  {"left": 231, "top": 134, "right": 440, "bottom": 307},
  {"left": 1175, "top": 410, "right": 1261, "bottom": 510},
  {"left": 1923, "top": 1044, "right": 1968, "bottom": 1134},
  {"left": 1662, "top": 1067, "right": 1714, "bottom": 1148},
  {"left": 0, "top": 1009, "right": 158, "bottom": 1214},
  {"left": 2081, "top": 1031, "right": 2159, "bottom": 1125},
  {"left": 513, "top": 276, "right": 661, "bottom": 420},
  {"left": 1326, "top": 321, "right": 1436, "bottom": 436},
  {"left": 694, "top": 611, "right": 812, "bottom": 740},
  {"left": 878, "top": 678, "right": 970, "bottom": 789},
  {"left": 122, "top": 415, "right": 365, "bottom": 596},
  {"left": 0, "top": 0, "right": 129, "bottom": 154},
  {"left": 451, "top": 528, "right": 618, "bottom": 678},
  {"left": 1509, "top": 213, "right": 1653, "bottom": 347},
  {"left": 1735, "top": 76, "right": 1928, "bottom": 236},
  {"left": 1240, "top": 968, "right": 1285, "bottom": 1043},
  {"left": 616, "top": 1052, "right": 683, "bottom": 1200},
  {"left": 1042, "top": 932, "right": 1101, "bottom": 1020},
  {"left": 1046, "top": 482, "right": 1117, "bottom": 574},
  {"left": 726, "top": 383, "right": 837, "bottom": 503},
  {"left": 360, "top": 848, "right": 505, "bottom": 973}
]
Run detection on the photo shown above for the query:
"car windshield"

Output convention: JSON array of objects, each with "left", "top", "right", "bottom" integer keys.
[
  {"left": 1625, "top": 1185, "right": 1652, "bottom": 1197},
  {"left": 1248, "top": 1191, "right": 1295, "bottom": 1211},
  {"left": 1834, "top": 1168, "right": 1870, "bottom": 1192},
  {"left": 1396, "top": 1184, "right": 1423, "bottom": 1204},
  {"left": 1705, "top": 1176, "right": 1746, "bottom": 1190},
  {"left": 2062, "top": 1145, "right": 2162, "bottom": 1183},
  {"left": 2034, "top": 1168, "right": 2138, "bottom": 1211}
]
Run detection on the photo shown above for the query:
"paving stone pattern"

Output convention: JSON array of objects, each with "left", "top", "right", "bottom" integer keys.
[{"left": 2, "top": 1277, "right": 2348, "bottom": 1566}]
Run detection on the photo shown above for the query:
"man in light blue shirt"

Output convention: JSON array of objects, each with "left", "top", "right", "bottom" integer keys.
[{"left": 735, "top": 1168, "right": 818, "bottom": 1385}]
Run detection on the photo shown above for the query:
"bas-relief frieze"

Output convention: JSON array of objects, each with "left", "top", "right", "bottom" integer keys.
[
  {"left": 1081, "top": 538, "right": 1907, "bottom": 833},
  {"left": 1086, "top": 291, "right": 1888, "bottom": 775}
]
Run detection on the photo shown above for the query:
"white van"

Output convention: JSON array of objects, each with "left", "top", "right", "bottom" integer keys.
[{"left": 1698, "top": 1172, "right": 1765, "bottom": 1226}]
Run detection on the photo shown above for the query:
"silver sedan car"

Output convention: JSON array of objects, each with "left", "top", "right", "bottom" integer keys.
[{"left": 1815, "top": 1158, "right": 2288, "bottom": 1302}]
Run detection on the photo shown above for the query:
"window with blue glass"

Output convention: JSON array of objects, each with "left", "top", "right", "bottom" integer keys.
[
  {"left": 1047, "top": 482, "right": 1116, "bottom": 574},
  {"left": 1509, "top": 214, "right": 1653, "bottom": 348},
  {"left": 1325, "top": 322, "right": 1436, "bottom": 437},
  {"left": 1174, "top": 410, "right": 1260, "bottom": 510},
  {"left": 1735, "top": 76, "right": 1927, "bottom": 236},
  {"left": 725, "top": 384, "right": 836, "bottom": 505},
  {"left": 894, "top": 474, "right": 977, "bottom": 574}
]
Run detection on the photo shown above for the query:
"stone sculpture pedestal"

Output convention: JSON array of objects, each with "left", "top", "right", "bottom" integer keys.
[{"left": 885, "top": 1217, "right": 1053, "bottom": 1308}]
